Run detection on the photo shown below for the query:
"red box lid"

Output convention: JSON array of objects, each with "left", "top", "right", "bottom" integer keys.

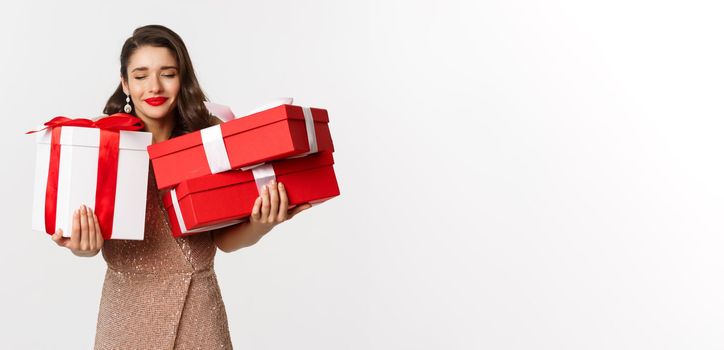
[
  {"left": 147, "top": 104, "right": 329, "bottom": 159},
  {"left": 174, "top": 152, "right": 336, "bottom": 200}
]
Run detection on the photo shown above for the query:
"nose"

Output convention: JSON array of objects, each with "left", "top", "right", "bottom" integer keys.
[{"left": 148, "top": 75, "right": 163, "bottom": 94}]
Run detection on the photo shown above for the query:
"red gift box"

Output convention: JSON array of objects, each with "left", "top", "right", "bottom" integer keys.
[
  {"left": 162, "top": 152, "right": 340, "bottom": 237},
  {"left": 148, "top": 104, "right": 334, "bottom": 190}
]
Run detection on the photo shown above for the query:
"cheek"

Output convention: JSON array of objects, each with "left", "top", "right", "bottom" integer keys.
[
  {"left": 167, "top": 81, "right": 181, "bottom": 98},
  {"left": 129, "top": 83, "right": 145, "bottom": 98}
]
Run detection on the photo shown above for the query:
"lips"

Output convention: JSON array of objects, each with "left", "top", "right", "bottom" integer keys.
[{"left": 144, "top": 97, "right": 168, "bottom": 106}]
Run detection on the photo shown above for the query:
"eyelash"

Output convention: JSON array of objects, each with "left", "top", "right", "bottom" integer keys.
[{"left": 134, "top": 74, "right": 177, "bottom": 80}]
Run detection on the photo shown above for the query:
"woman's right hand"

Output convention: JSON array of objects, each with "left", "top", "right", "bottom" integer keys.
[{"left": 50, "top": 204, "right": 104, "bottom": 257}]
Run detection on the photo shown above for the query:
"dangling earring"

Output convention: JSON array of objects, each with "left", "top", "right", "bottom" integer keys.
[{"left": 124, "top": 94, "right": 133, "bottom": 113}]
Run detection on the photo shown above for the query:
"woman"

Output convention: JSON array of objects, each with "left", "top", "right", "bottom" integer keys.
[{"left": 49, "top": 24, "right": 311, "bottom": 349}]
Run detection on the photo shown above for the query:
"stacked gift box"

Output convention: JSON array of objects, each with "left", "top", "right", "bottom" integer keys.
[{"left": 147, "top": 101, "right": 340, "bottom": 237}]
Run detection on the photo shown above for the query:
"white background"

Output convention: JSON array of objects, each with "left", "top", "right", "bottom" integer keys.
[{"left": 1, "top": 0, "right": 724, "bottom": 349}]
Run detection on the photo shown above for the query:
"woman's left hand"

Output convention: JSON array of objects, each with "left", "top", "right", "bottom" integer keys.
[{"left": 249, "top": 180, "right": 311, "bottom": 234}]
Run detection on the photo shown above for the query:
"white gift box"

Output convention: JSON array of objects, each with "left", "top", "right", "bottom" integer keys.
[{"left": 31, "top": 125, "right": 152, "bottom": 240}]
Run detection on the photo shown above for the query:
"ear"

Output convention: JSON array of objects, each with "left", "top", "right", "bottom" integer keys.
[{"left": 121, "top": 76, "right": 129, "bottom": 95}]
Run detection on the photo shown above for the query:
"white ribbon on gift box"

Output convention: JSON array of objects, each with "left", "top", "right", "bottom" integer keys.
[
  {"left": 288, "top": 107, "right": 318, "bottom": 158},
  {"left": 200, "top": 125, "right": 232, "bottom": 174},
  {"left": 204, "top": 101, "right": 236, "bottom": 122},
  {"left": 169, "top": 164, "right": 277, "bottom": 235},
  {"left": 251, "top": 164, "right": 276, "bottom": 193},
  {"left": 199, "top": 98, "right": 319, "bottom": 174}
]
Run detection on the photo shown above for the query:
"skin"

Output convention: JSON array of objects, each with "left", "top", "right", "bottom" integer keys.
[{"left": 52, "top": 45, "right": 310, "bottom": 256}]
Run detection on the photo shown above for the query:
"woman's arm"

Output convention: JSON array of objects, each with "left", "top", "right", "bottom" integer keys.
[
  {"left": 212, "top": 180, "right": 311, "bottom": 253},
  {"left": 212, "top": 221, "right": 267, "bottom": 252}
]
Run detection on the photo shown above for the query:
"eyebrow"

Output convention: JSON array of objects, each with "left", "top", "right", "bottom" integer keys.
[{"left": 130, "top": 66, "right": 179, "bottom": 73}]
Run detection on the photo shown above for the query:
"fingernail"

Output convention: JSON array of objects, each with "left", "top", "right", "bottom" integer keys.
[{"left": 279, "top": 182, "right": 284, "bottom": 189}]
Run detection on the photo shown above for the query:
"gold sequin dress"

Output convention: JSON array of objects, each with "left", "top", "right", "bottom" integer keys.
[{"left": 94, "top": 168, "right": 233, "bottom": 349}]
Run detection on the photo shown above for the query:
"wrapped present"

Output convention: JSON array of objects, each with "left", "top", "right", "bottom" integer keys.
[
  {"left": 29, "top": 114, "right": 152, "bottom": 240},
  {"left": 148, "top": 102, "right": 334, "bottom": 190},
  {"left": 162, "top": 151, "right": 339, "bottom": 237}
]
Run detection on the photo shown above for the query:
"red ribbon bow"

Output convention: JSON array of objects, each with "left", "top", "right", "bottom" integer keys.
[
  {"left": 26, "top": 113, "right": 144, "bottom": 134},
  {"left": 29, "top": 113, "right": 145, "bottom": 239}
]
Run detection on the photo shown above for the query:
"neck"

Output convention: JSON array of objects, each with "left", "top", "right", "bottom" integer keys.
[{"left": 140, "top": 113, "right": 175, "bottom": 144}]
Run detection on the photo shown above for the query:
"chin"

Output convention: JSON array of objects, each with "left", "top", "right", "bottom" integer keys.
[{"left": 140, "top": 108, "right": 171, "bottom": 120}]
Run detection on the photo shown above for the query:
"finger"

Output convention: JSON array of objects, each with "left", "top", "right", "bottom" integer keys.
[
  {"left": 251, "top": 196, "right": 262, "bottom": 221},
  {"left": 70, "top": 208, "right": 81, "bottom": 250},
  {"left": 51, "top": 228, "right": 69, "bottom": 247},
  {"left": 268, "top": 180, "right": 279, "bottom": 222},
  {"left": 93, "top": 212, "right": 104, "bottom": 249},
  {"left": 288, "top": 203, "right": 312, "bottom": 219},
  {"left": 87, "top": 207, "right": 96, "bottom": 250},
  {"left": 260, "top": 185, "right": 270, "bottom": 221},
  {"left": 277, "top": 182, "right": 289, "bottom": 222},
  {"left": 80, "top": 205, "right": 90, "bottom": 251}
]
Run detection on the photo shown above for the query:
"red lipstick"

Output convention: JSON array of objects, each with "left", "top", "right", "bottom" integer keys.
[{"left": 144, "top": 97, "right": 168, "bottom": 106}]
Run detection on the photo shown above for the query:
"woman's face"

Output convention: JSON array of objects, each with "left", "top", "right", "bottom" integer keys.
[{"left": 121, "top": 45, "right": 181, "bottom": 122}]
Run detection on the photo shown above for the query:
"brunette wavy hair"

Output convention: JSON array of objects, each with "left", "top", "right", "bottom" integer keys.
[{"left": 103, "top": 24, "right": 215, "bottom": 136}]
